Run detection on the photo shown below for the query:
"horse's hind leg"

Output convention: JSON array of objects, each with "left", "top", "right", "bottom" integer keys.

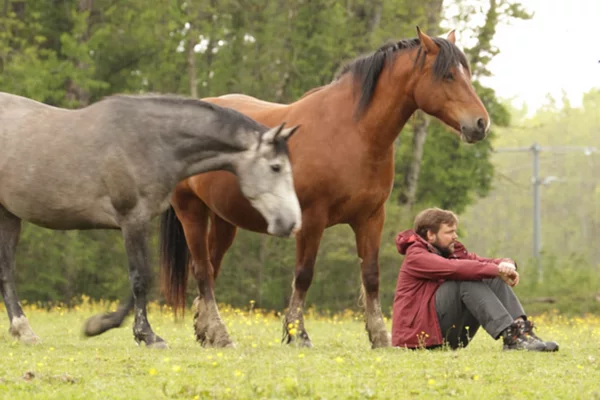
[
  {"left": 0, "top": 207, "right": 40, "bottom": 344},
  {"left": 208, "top": 213, "right": 237, "bottom": 282},
  {"left": 174, "top": 194, "right": 235, "bottom": 348},
  {"left": 201, "top": 212, "right": 238, "bottom": 346},
  {"left": 83, "top": 295, "right": 133, "bottom": 337},
  {"left": 351, "top": 209, "right": 391, "bottom": 349}
]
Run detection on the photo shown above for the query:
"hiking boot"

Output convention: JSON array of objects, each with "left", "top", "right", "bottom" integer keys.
[
  {"left": 502, "top": 321, "right": 547, "bottom": 352},
  {"left": 521, "top": 319, "right": 559, "bottom": 352}
]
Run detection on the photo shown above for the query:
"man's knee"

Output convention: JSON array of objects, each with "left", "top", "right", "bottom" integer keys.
[
  {"left": 458, "top": 279, "right": 487, "bottom": 292},
  {"left": 484, "top": 276, "right": 511, "bottom": 290}
]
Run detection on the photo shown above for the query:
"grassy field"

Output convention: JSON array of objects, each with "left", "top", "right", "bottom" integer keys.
[{"left": 0, "top": 299, "right": 599, "bottom": 399}]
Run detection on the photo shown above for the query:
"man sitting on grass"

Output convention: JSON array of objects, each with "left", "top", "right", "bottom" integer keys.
[{"left": 391, "top": 207, "right": 558, "bottom": 352}]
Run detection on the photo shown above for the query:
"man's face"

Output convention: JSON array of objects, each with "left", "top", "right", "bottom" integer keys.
[{"left": 427, "top": 223, "right": 458, "bottom": 256}]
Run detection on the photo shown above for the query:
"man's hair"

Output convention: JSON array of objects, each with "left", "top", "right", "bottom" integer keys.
[{"left": 413, "top": 207, "right": 459, "bottom": 239}]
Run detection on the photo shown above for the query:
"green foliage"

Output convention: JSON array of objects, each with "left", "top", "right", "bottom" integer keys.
[
  {"left": 16, "top": 225, "right": 130, "bottom": 304},
  {"left": 459, "top": 89, "right": 600, "bottom": 272},
  {"left": 0, "top": 5, "right": 64, "bottom": 103},
  {"left": 512, "top": 254, "right": 600, "bottom": 315},
  {"left": 393, "top": 121, "right": 496, "bottom": 213},
  {"left": 4, "top": 0, "right": 579, "bottom": 317}
]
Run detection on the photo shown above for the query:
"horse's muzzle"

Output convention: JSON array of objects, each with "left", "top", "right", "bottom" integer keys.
[
  {"left": 461, "top": 117, "right": 489, "bottom": 143},
  {"left": 269, "top": 218, "right": 301, "bottom": 238}
]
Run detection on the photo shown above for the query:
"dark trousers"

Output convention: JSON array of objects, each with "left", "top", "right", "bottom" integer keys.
[{"left": 435, "top": 277, "right": 526, "bottom": 349}]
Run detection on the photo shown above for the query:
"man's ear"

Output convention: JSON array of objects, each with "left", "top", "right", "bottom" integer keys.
[{"left": 426, "top": 229, "right": 435, "bottom": 243}]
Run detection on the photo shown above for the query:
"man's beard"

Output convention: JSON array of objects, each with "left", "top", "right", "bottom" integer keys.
[{"left": 432, "top": 240, "right": 454, "bottom": 258}]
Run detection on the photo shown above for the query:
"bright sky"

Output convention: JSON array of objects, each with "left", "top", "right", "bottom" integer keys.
[{"left": 480, "top": 0, "right": 600, "bottom": 114}]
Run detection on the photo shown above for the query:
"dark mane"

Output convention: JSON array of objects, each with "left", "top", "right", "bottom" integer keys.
[
  {"left": 109, "top": 93, "right": 290, "bottom": 155},
  {"left": 334, "top": 37, "right": 470, "bottom": 118},
  {"left": 110, "top": 93, "right": 268, "bottom": 133}
]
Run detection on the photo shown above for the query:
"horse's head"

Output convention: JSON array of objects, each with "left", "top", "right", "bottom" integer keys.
[
  {"left": 233, "top": 122, "right": 302, "bottom": 238},
  {"left": 410, "top": 27, "right": 490, "bottom": 143}
]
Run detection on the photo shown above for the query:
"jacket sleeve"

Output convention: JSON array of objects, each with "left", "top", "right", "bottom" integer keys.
[
  {"left": 454, "top": 243, "right": 517, "bottom": 269},
  {"left": 403, "top": 248, "right": 499, "bottom": 281},
  {"left": 465, "top": 252, "right": 505, "bottom": 264},
  {"left": 465, "top": 254, "right": 518, "bottom": 269}
]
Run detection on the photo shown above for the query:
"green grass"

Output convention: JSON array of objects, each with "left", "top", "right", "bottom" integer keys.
[{"left": 0, "top": 300, "right": 599, "bottom": 399}]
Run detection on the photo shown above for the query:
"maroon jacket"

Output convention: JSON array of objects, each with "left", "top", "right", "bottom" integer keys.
[{"left": 391, "top": 229, "right": 512, "bottom": 348}]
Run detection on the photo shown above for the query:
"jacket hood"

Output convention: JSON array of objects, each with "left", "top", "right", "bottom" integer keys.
[
  {"left": 395, "top": 229, "right": 467, "bottom": 257},
  {"left": 395, "top": 229, "right": 427, "bottom": 255}
]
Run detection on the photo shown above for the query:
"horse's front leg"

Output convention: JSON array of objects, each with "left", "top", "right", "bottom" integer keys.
[
  {"left": 283, "top": 215, "right": 326, "bottom": 348},
  {"left": 0, "top": 207, "right": 40, "bottom": 344},
  {"left": 122, "top": 221, "right": 166, "bottom": 348},
  {"left": 351, "top": 208, "right": 391, "bottom": 349}
]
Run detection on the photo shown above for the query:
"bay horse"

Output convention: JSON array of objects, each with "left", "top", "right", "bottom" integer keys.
[
  {"left": 159, "top": 27, "right": 490, "bottom": 348},
  {"left": 0, "top": 92, "right": 301, "bottom": 347}
]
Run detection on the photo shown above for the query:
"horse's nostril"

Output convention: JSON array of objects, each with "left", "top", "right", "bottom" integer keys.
[
  {"left": 477, "top": 118, "right": 486, "bottom": 131},
  {"left": 274, "top": 217, "right": 283, "bottom": 229},
  {"left": 477, "top": 118, "right": 487, "bottom": 131}
]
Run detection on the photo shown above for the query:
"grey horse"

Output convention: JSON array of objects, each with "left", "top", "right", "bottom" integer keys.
[{"left": 0, "top": 92, "right": 302, "bottom": 347}]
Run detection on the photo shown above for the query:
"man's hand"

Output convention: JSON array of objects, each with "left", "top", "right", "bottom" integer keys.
[
  {"left": 498, "top": 263, "right": 519, "bottom": 287},
  {"left": 498, "top": 261, "right": 516, "bottom": 271},
  {"left": 500, "top": 258, "right": 518, "bottom": 269}
]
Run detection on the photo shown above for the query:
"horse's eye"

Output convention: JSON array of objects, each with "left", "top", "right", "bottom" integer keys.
[
  {"left": 444, "top": 73, "right": 454, "bottom": 82},
  {"left": 270, "top": 164, "right": 281, "bottom": 173}
]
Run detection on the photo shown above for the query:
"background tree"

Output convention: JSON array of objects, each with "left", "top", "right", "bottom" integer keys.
[{"left": 6, "top": 0, "right": 592, "bottom": 316}]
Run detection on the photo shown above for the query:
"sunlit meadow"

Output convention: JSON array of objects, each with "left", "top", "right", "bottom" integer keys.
[{"left": 0, "top": 297, "right": 599, "bottom": 399}]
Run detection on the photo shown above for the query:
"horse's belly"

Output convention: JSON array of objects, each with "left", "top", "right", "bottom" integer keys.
[
  {"left": 1, "top": 194, "right": 120, "bottom": 230},
  {"left": 25, "top": 211, "right": 120, "bottom": 230}
]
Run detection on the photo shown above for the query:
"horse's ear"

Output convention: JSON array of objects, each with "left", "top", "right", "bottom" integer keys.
[
  {"left": 262, "top": 122, "right": 286, "bottom": 144},
  {"left": 280, "top": 124, "right": 300, "bottom": 141},
  {"left": 446, "top": 29, "right": 456, "bottom": 44},
  {"left": 416, "top": 26, "right": 438, "bottom": 55}
]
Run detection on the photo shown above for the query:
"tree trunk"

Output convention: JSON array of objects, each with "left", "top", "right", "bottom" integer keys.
[
  {"left": 11, "top": 1, "right": 25, "bottom": 18},
  {"left": 398, "top": 0, "right": 443, "bottom": 208},
  {"left": 425, "top": 0, "right": 444, "bottom": 36},
  {"left": 465, "top": 0, "right": 499, "bottom": 79},
  {"left": 367, "top": 0, "right": 383, "bottom": 43},
  {"left": 187, "top": 32, "right": 198, "bottom": 97},
  {"left": 399, "top": 111, "right": 430, "bottom": 207},
  {"left": 65, "top": 0, "right": 93, "bottom": 107},
  {"left": 186, "top": 0, "right": 218, "bottom": 98},
  {"left": 351, "top": 0, "right": 383, "bottom": 53}
]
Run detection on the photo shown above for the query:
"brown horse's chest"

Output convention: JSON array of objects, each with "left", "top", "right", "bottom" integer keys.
[
  {"left": 295, "top": 150, "right": 395, "bottom": 225},
  {"left": 204, "top": 97, "right": 398, "bottom": 227}
]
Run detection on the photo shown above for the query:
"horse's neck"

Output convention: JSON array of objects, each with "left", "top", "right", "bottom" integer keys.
[
  {"left": 308, "top": 73, "right": 418, "bottom": 157},
  {"left": 358, "top": 66, "right": 419, "bottom": 156},
  {"left": 140, "top": 102, "right": 245, "bottom": 181}
]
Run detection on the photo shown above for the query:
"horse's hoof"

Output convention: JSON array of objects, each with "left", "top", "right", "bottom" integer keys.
[
  {"left": 213, "top": 338, "right": 236, "bottom": 348},
  {"left": 285, "top": 331, "right": 313, "bottom": 348},
  {"left": 285, "top": 338, "right": 313, "bottom": 348},
  {"left": 297, "top": 338, "right": 313, "bottom": 348},
  {"left": 196, "top": 336, "right": 209, "bottom": 347},
  {"left": 371, "top": 332, "right": 391, "bottom": 349},
  {"left": 136, "top": 333, "right": 168, "bottom": 349},
  {"left": 83, "top": 315, "right": 106, "bottom": 337},
  {"left": 146, "top": 340, "right": 169, "bottom": 350},
  {"left": 9, "top": 316, "right": 42, "bottom": 344},
  {"left": 20, "top": 333, "right": 42, "bottom": 345}
]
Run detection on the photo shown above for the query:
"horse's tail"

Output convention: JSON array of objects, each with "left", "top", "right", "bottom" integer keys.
[{"left": 159, "top": 206, "right": 190, "bottom": 316}]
